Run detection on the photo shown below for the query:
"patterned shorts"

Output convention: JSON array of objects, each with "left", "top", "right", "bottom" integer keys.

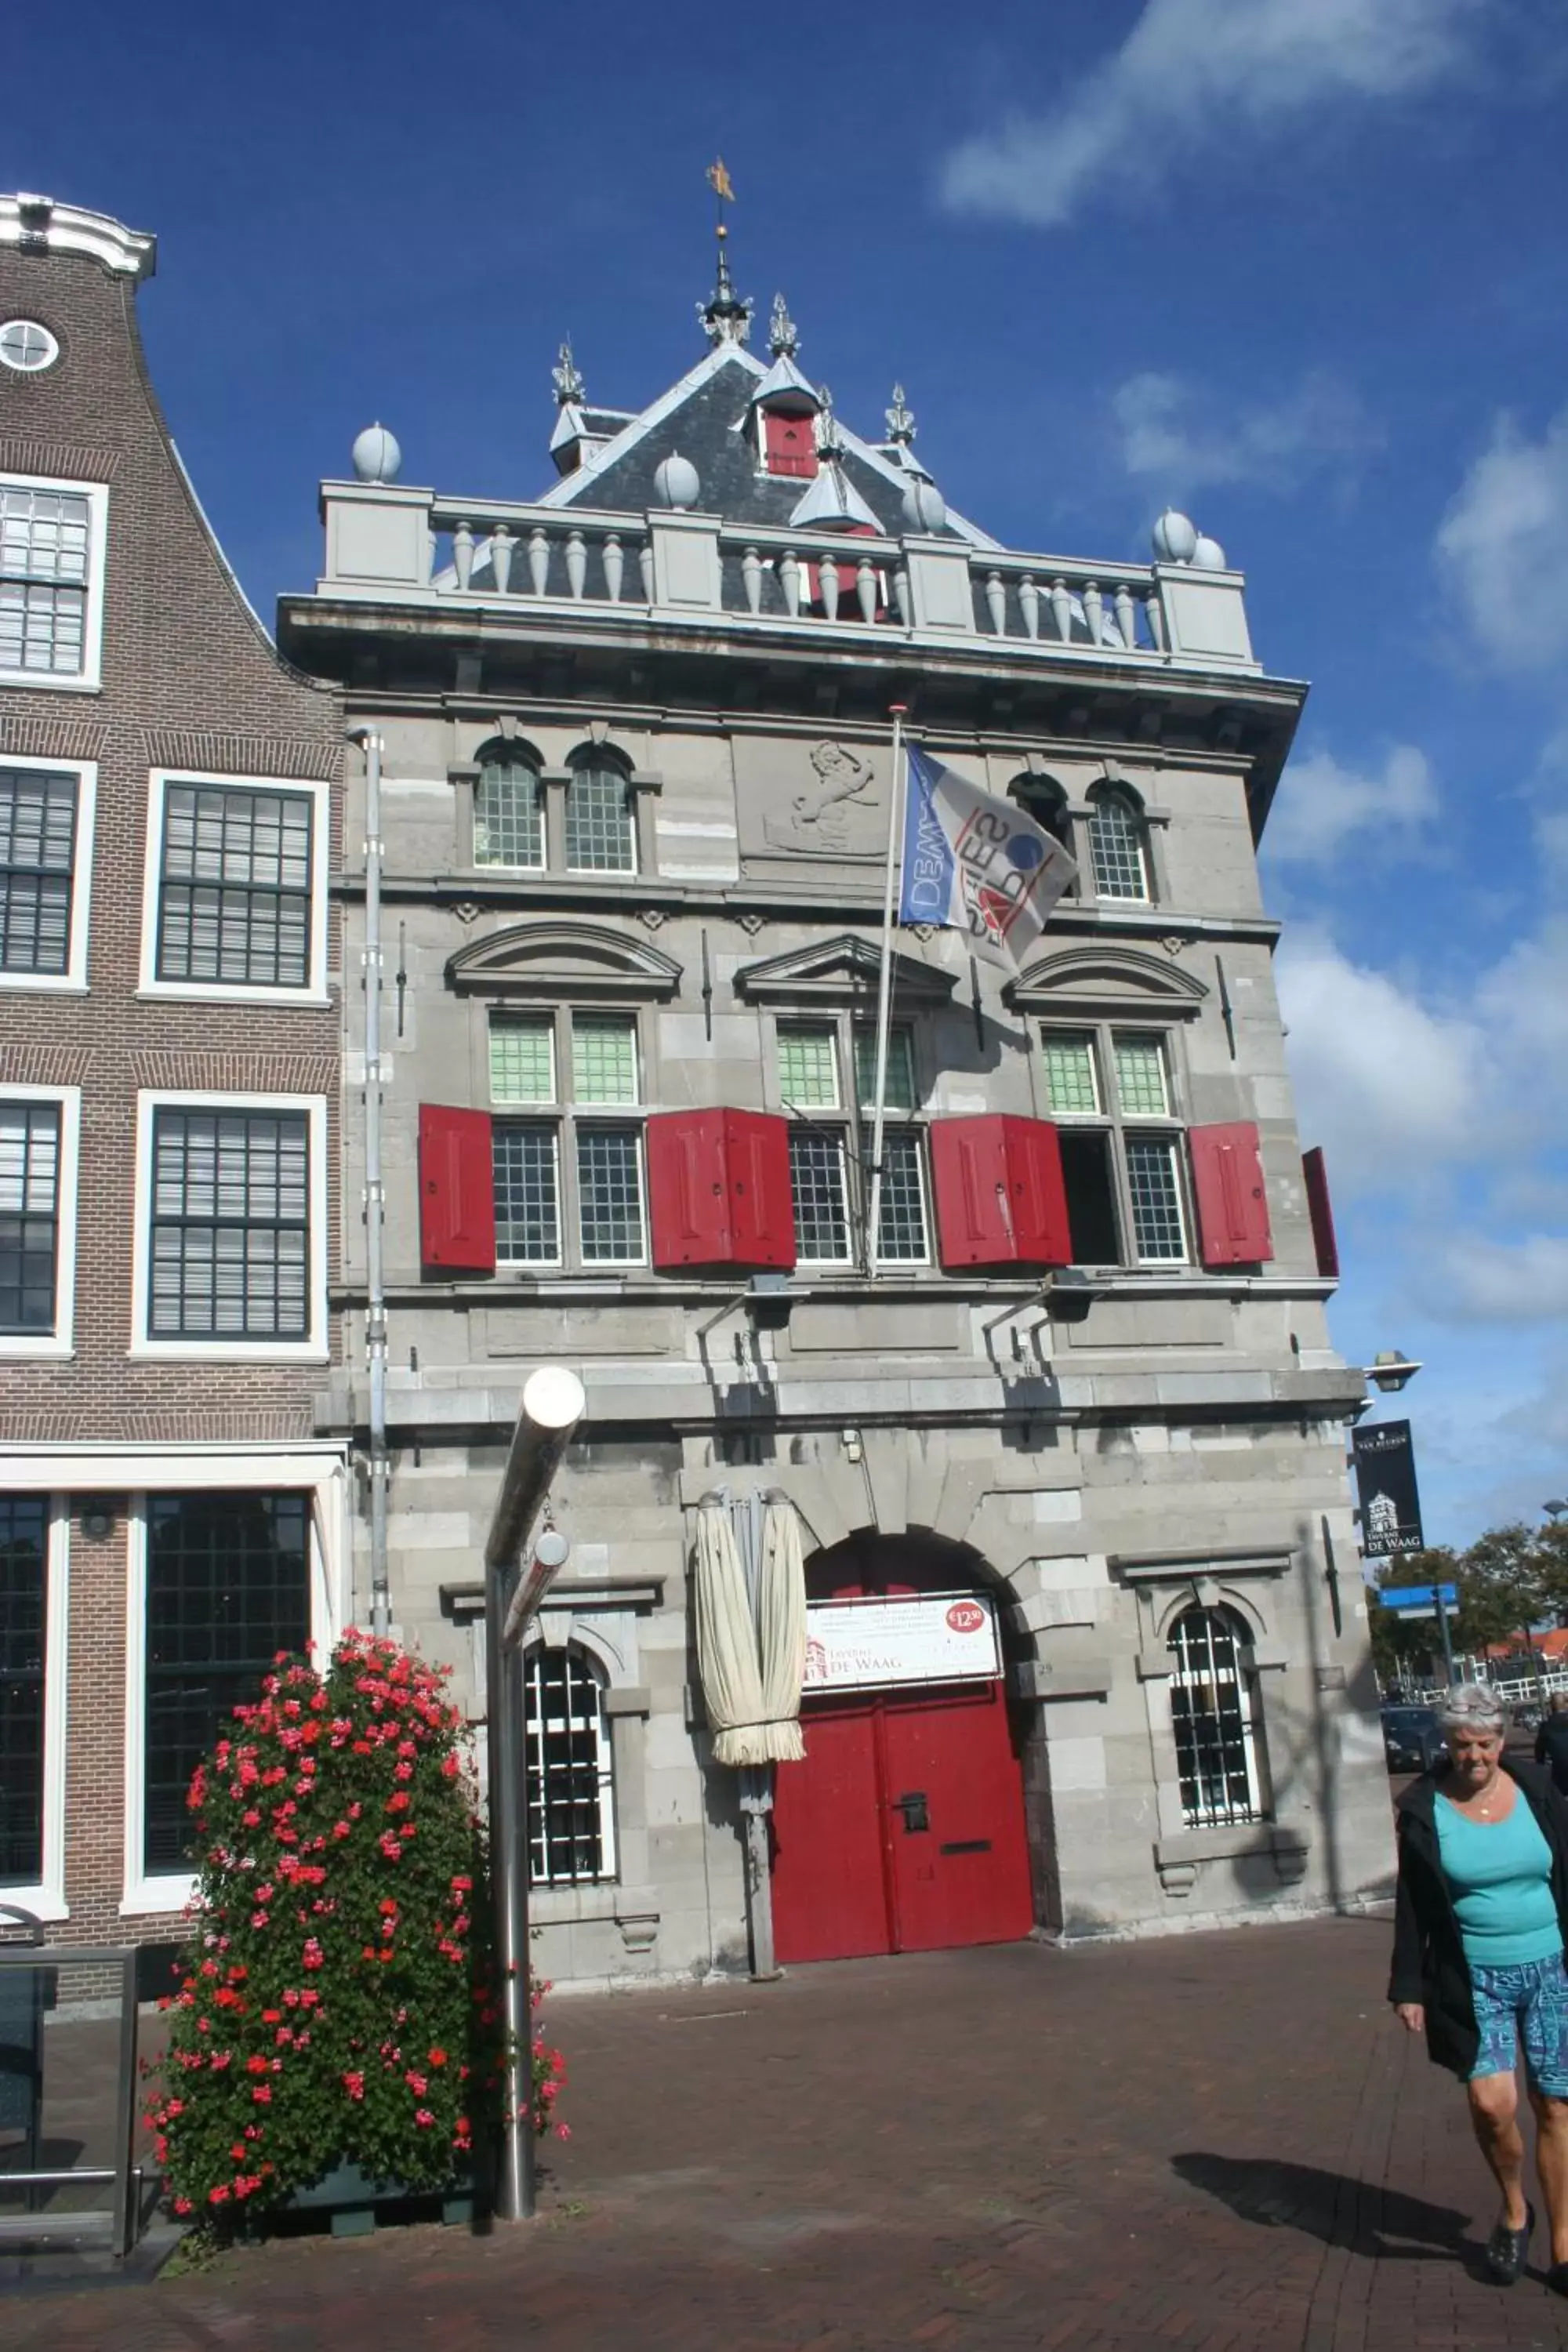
[{"left": 1469, "top": 1951, "right": 1568, "bottom": 2094}]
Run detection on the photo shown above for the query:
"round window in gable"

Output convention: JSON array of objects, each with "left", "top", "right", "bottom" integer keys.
[{"left": 0, "top": 319, "right": 60, "bottom": 373}]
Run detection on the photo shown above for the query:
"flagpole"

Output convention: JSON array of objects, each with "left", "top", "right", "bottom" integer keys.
[{"left": 864, "top": 704, "right": 907, "bottom": 1277}]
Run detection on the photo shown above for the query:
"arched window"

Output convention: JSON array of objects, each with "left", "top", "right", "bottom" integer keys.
[
  {"left": 524, "top": 1644, "right": 616, "bottom": 1884},
  {"left": 1011, "top": 774, "right": 1078, "bottom": 894},
  {"left": 1087, "top": 788, "right": 1149, "bottom": 903},
  {"left": 565, "top": 758, "right": 636, "bottom": 875},
  {"left": 1167, "top": 1605, "right": 1264, "bottom": 1828},
  {"left": 473, "top": 750, "right": 543, "bottom": 871}
]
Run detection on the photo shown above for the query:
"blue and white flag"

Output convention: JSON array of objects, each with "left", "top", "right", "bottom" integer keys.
[{"left": 898, "top": 744, "right": 1076, "bottom": 968}]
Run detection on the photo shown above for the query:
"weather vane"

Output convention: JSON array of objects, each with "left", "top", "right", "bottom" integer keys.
[{"left": 699, "top": 157, "right": 753, "bottom": 345}]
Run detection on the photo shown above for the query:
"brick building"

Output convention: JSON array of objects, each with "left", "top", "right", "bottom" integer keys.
[
  {"left": 0, "top": 196, "right": 345, "bottom": 1962},
  {"left": 278, "top": 248, "right": 1396, "bottom": 1987}
]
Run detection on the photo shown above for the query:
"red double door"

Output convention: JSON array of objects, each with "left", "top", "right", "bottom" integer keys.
[{"left": 771, "top": 1681, "right": 1035, "bottom": 1963}]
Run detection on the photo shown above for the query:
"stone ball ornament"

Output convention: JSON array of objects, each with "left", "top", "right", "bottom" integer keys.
[
  {"left": 902, "top": 476, "right": 947, "bottom": 534},
  {"left": 351, "top": 423, "right": 402, "bottom": 485},
  {"left": 1191, "top": 533, "right": 1228, "bottom": 572},
  {"left": 1151, "top": 507, "right": 1198, "bottom": 564},
  {"left": 654, "top": 451, "right": 701, "bottom": 510}
]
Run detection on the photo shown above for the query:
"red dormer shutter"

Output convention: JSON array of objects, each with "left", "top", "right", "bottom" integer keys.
[
  {"left": 418, "top": 1105, "right": 496, "bottom": 1275},
  {"left": 1189, "top": 1122, "right": 1272, "bottom": 1267},
  {"left": 762, "top": 410, "right": 818, "bottom": 479}
]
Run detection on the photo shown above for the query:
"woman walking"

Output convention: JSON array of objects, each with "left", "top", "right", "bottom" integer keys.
[{"left": 1390, "top": 1681, "right": 1568, "bottom": 2290}]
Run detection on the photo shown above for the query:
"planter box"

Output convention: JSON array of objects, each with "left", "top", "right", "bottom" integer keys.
[{"left": 286, "top": 2158, "right": 475, "bottom": 2238}]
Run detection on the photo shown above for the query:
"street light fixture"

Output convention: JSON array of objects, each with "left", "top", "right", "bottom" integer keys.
[
  {"left": 1545, "top": 1501, "right": 1567, "bottom": 1523},
  {"left": 1361, "top": 1350, "right": 1422, "bottom": 1395}
]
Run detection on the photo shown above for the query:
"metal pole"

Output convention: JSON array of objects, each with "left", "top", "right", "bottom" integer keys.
[
  {"left": 353, "top": 726, "right": 391, "bottom": 1639},
  {"left": 735, "top": 1490, "right": 779, "bottom": 1980},
  {"left": 484, "top": 1365, "right": 585, "bottom": 2223},
  {"left": 864, "top": 705, "right": 907, "bottom": 1276},
  {"left": 1435, "top": 1586, "right": 1456, "bottom": 1686}
]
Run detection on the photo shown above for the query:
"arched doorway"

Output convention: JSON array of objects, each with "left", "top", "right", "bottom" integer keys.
[{"left": 771, "top": 1534, "right": 1036, "bottom": 1962}]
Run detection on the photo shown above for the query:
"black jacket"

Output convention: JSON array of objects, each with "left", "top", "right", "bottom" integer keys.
[
  {"left": 1536, "top": 1714, "right": 1568, "bottom": 1795},
  {"left": 1388, "top": 1758, "right": 1568, "bottom": 2077}
]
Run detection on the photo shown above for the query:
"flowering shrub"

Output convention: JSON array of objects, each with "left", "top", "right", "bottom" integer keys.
[{"left": 146, "top": 1632, "right": 567, "bottom": 2224}]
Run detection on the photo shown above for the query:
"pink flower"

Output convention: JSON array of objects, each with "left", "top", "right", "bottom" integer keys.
[
  {"left": 343, "top": 2071, "right": 365, "bottom": 2101},
  {"left": 415, "top": 2107, "right": 435, "bottom": 2128}
]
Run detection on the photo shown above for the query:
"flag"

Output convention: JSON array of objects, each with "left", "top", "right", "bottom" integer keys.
[
  {"left": 706, "top": 158, "right": 735, "bottom": 201},
  {"left": 898, "top": 743, "right": 1076, "bottom": 968}
]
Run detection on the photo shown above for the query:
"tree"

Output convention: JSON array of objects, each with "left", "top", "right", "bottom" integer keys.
[{"left": 1368, "top": 1552, "right": 1459, "bottom": 1686}]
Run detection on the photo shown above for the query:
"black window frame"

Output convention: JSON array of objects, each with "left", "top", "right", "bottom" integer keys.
[{"left": 0, "top": 1494, "right": 49, "bottom": 1887}]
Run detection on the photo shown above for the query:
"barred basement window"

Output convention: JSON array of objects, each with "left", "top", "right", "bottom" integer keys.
[
  {"left": 1087, "top": 788, "right": 1149, "bottom": 902},
  {"left": 149, "top": 1109, "right": 310, "bottom": 1340},
  {"left": 0, "top": 1495, "right": 48, "bottom": 1886},
  {"left": 155, "top": 783, "right": 314, "bottom": 988},
  {"left": 524, "top": 1646, "right": 615, "bottom": 1885},
  {"left": 789, "top": 1130, "right": 851, "bottom": 1265},
  {"left": 0, "top": 484, "right": 91, "bottom": 677},
  {"left": 564, "top": 762, "right": 636, "bottom": 874},
  {"left": 1167, "top": 1605, "right": 1265, "bottom": 1829},
  {"left": 142, "top": 1492, "right": 310, "bottom": 1874},
  {"left": 474, "top": 757, "right": 544, "bottom": 870},
  {"left": 0, "top": 768, "right": 76, "bottom": 975},
  {"left": 0, "top": 1102, "right": 60, "bottom": 1334}
]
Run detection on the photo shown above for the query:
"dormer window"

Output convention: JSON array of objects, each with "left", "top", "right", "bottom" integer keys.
[{"left": 760, "top": 410, "right": 818, "bottom": 481}]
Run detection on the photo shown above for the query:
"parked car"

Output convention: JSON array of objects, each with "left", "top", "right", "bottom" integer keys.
[{"left": 1381, "top": 1704, "right": 1446, "bottom": 1773}]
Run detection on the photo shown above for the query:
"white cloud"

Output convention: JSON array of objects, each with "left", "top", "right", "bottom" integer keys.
[
  {"left": 1436, "top": 405, "right": 1568, "bottom": 670},
  {"left": 1425, "top": 1236, "right": 1568, "bottom": 1325},
  {"left": 939, "top": 0, "right": 1482, "bottom": 228},
  {"left": 1264, "top": 742, "right": 1439, "bottom": 867},
  {"left": 1112, "top": 370, "right": 1377, "bottom": 500}
]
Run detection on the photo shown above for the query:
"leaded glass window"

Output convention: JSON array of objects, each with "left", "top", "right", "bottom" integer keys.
[
  {"left": 1126, "top": 1135, "right": 1187, "bottom": 1262},
  {"left": 564, "top": 764, "right": 635, "bottom": 873},
  {"left": 490, "top": 1018, "right": 556, "bottom": 1104},
  {"left": 572, "top": 1016, "right": 638, "bottom": 1105},
  {"left": 148, "top": 1109, "right": 310, "bottom": 1340},
  {"left": 0, "top": 1103, "right": 60, "bottom": 1334},
  {"left": 1114, "top": 1035, "right": 1170, "bottom": 1118},
  {"left": 576, "top": 1127, "right": 644, "bottom": 1262},
  {"left": 789, "top": 1130, "right": 851, "bottom": 1264},
  {"left": 474, "top": 759, "right": 543, "bottom": 869},
  {"left": 143, "top": 1492, "right": 310, "bottom": 1873},
  {"left": 0, "top": 768, "right": 76, "bottom": 975},
  {"left": 0, "top": 1496, "right": 47, "bottom": 1886},
  {"left": 493, "top": 1125, "right": 561, "bottom": 1265},
  {"left": 853, "top": 1025, "right": 916, "bottom": 1112},
  {"left": 779, "top": 1025, "right": 840, "bottom": 1110},
  {"left": 876, "top": 1131, "right": 928, "bottom": 1263},
  {"left": 0, "top": 485, "right": 90, "bottom": 677},
  {"left": 1042, "top": 1033, "right": 1101, "bottom": 1116},
  {"left": 155, "top": 784, "right": 314, "bottom": 989},
  {"left": 525, "top": 1646, "right": 615, "bottom": 1885},
  {"left": 1088, "top": 791, "right": 1149, "bottom": 902},
  {"left": 1168, "top": 1606, "right": 1264, "bottom": 1829}
]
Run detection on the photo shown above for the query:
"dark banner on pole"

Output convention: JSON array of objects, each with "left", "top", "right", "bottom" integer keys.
[{"left": 1353, "top": 1418, "right": 1425, "bottom": 1557}]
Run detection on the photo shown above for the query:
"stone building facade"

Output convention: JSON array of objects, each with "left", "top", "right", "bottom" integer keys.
[
  {"left": 278, "top": 267, "right": 1394, "bottom": 1986},
  {"left": 0, "top": 197, "right": 345, "bottom": 1965}
]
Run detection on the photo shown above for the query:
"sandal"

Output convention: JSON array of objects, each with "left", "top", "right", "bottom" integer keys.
[{"left": 1484, "top": 2201, "right": 1534, "bottom": 2285}]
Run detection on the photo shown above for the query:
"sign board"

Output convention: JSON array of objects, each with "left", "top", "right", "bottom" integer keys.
[
  {"left": 1352, "top": 1419, "right": 1426, "bottom": 1558},
  {"left": 1379, "top": 1582, "right": 1457, "bottom": 1612},
  {"left": 802, "top": 1592, "right": 1002, "bottom": 1693}
]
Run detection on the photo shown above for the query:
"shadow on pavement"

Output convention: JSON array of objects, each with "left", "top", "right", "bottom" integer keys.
[{"left": 1173, "top": 2152, "right": 1471, "bottom": 2263}]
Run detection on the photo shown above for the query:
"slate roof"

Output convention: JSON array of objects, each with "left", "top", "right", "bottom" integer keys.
[{"left": 535, "top": 344, "right": 997, "bottom": 548}]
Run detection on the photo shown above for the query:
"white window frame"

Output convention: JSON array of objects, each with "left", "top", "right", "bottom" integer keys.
[
  {"left": 129, "top": 1091, "right": 329, "bottom": 1362},
  {"left": 0, "top": 473, "right": 108, "bottom": 693},
  {"left": 0, "top": 757, "right": 96, "bottom": 993},
  {"left": 493, "top": 1120, "right": 565, "bottom": 1271},
  {"left": 115, "top": 1448, "right": 347, "bottom": 1916},
  {"left": 1167, "top": 1603, "right": 1266, "bottom": 1829},
  {"left": 0, "top": 1497, "right": 71, "bottom": 1922},
  {"left": 523, "top": 1640, "right": 618, "bottom": 1886},
  {"left": 0, "top": 1083, "right": 81, "bottom": 1359},
  {"left": 137, "top": 770, "right": 332, "bottom": 1005}
]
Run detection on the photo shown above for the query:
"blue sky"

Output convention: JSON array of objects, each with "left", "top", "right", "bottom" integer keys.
[{"left": 14, "top": 0, "right": 1568, "bottom": 1545}]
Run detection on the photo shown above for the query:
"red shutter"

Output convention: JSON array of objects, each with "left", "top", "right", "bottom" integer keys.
[
  {"left": 418, "top": 1105, "right": 496, "bottom": 1274},
  {"left": 646, "top": 1110, "right": 795, "bottom": 1272},
  {"left": 762, "top": 410, "right": 818, "bottom": 479},
  {"left": 930, "top": 1116, "right": 1070, "bottom": 1270},
  {"left": 1301, "top": 1145, "right": 1339, "bottom": 1279},
  {"left": 1189, "top": 1122, "right": 1272, "bottom": 1267}
]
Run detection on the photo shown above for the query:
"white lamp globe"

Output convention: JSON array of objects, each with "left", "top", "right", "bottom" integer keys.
[
  {"left": 351, "top": 423, "right": 402, "bottom": 485},
  {"left": 1152, "top": 508, "right": 1197, "bottom": 564},
  {"left": 1191, "top": 533, "right": 1228, "bottom": 571},
  {"left": 654, "top": 452, "right": 701, "bottom": 510}
]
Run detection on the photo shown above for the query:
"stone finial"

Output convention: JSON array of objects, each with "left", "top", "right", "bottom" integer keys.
[
  {"left": 886, "top": 384, "right": 916, "bottom": 447},
  {"left": 553, "top": 338, "right": 586, "bottom": 407},
  {"left": 769, "top": 292, "right": 800, "bottom": 359}
]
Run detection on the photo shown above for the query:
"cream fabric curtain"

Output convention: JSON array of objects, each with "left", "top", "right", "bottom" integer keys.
[{"left": 694, "top": 1497, "right": 807, "bottom": 1767}]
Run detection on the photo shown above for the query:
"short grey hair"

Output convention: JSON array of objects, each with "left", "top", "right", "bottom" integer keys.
[{"left": 1435, "top": 1682, "right": 1508, "bottom": 1738}]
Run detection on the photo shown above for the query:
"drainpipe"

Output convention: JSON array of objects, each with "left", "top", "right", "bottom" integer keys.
[{"left": 350, "top": 726, "right": 390, "bottom": 1638}]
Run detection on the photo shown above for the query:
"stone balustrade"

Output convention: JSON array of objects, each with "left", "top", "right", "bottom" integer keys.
[{"left": 317, "top": 481, "right": 1258, "bottom": 671}]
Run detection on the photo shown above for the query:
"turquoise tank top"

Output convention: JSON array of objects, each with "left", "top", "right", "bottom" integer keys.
[{"left": 1435, "top": 1787, "right": 1562, "bottom": 1969}]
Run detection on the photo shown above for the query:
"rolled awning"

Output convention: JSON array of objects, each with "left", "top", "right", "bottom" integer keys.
[{"left": 694, "top": 1497, "right": 807, "bottom": 1767}]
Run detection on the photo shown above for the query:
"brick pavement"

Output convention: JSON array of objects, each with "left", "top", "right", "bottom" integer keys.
[{"left": 9, "top": 1915, "right": 1568, "bottom": 2349}]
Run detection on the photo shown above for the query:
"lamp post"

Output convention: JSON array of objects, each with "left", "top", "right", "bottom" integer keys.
[{"left": 1359, "top": 1350, "right": 1423, "bottom": 1395}]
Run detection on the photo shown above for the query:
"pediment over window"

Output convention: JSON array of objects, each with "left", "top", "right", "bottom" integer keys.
[
  {"left": 446, "top": 920, "right": 683, "bottom": 1001},
  {"left": 732, "top": 932, "right": 956, "bottom": 1007},
  {"left": 1007, "top": 944, "right": 1208, "bottom": 1021}
]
